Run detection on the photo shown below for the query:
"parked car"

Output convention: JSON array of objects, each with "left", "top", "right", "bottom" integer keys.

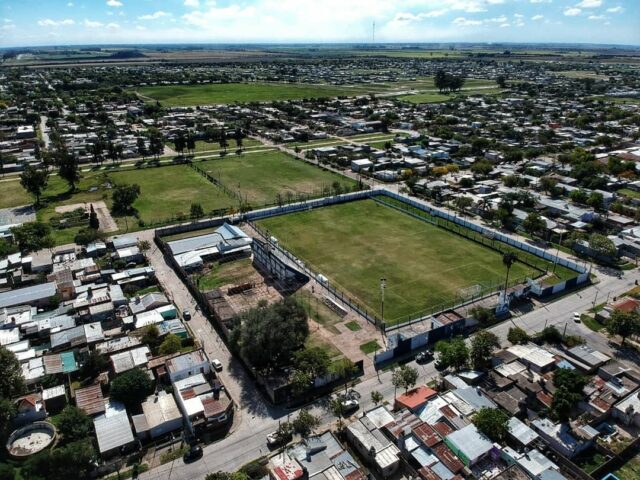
[
  {"left": 267, "top": 430, "right": 292, "bottom": 448},
  {"left": 212, "top": 359, "right": 223, "bottom": 371},
  {"left": 183, "top": 310, "right": 192, "bottom": 321},
  {"left": 416, "top": 351, "right": 433, "bottom": 364},
  {"left": 183, "top": 445, "right": 203, "bottom": 463},
  {"left": 340, "top": 398, "right": 359, "bottom": 413},
  {"left": 573, "top": 312, "right": 581, "bottom": 323}
]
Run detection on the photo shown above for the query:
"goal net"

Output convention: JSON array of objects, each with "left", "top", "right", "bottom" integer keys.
[{"left": 458, "top": 284, "right": 482, "bottom": 300}]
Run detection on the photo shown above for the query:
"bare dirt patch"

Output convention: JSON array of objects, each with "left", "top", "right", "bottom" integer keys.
[{"left": 54, "top": 201, "right": 118, "bottom": 233}]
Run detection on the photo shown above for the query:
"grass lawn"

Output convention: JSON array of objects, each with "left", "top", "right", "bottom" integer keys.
[
  {"left": 0, "top": 179, "right": 33, "bottom": 209},
  {"left": 135, "top": 83, "right": 358, "bottom": 106},
  {"left": 558, "top": 70, "right": 610, "bottom": 80},
  {"left": 305, "top": 333, "right": 342, "bottom": 359},
  {"left": 198, "top": 151, "right": 356, "bottom": 206},
  {"left": 193, "top": 138, "right": 262, "bottom": 153},
  {"left": 360, "top": 340, "right": 381, "bottom": 354},
  {"left": 108, "top": 164, "right": 236, "bottom": 222},
  {"left": 397, "top": 87, "right": 503, "bottom": 104},
  {"left": 345, "top": 321, "right": 362, "bottom": 332},
  {"left": 618, "top": 188, "right": 640, "bottom": 200},
  {"left": 197, "top": 257, "right": 254, "bottom": 291},
  {"left": 294, "top": 291, "right": 344, "bottom": 335},
  {"left": 615, "top": 452, "right": 640, "bottom": 480},
  {"left": 257, "top": 199, "right": 544, "bottom": 325},
  {"left": 581, "top": 314, "right": 605, "bottom": 332}
]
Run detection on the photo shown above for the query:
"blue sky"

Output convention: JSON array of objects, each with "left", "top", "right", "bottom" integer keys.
[{"left": 1, "top": 0, "right": 638, "bottom": 47}]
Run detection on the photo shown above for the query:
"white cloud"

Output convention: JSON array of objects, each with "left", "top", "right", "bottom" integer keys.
[
  {"left": 135, "top": 25, "right": 146, "bottom": 31},
  {"left": 106, "top": 22, "right": 120, "bottom": 28},
  {"left": 106, "top": 0, "right": 123, "bottom": 7},
  {"left": 83, "top": 19, "right": 104, "bottom": 28},
  {"left": 452, "top": 16, "right": 482, "bottom": 26},
  {"left": 38, "top": 18, "right": 75, "bottom": 27},
  {"left": 485, "top": 15, "right": 508, "bottom": 23},
  {"left": 563, "top": 7, "right": 581, "bottom": 16},
  {"left": 529, "top": 0, "right": 551, "bottom": 3},
  {"left": 588, "top": 15, "right": 604, "bottom": 20},
  {"left": 513, "top": 13, "right": 524, "bottom": 19},
  {"left": 138, "top": 11, "right": 171, "bottom": 20},
  {"left": 499, "top": 22, "right": 510, "bottom": 27},
  {"left": 606, "top": 6, "right": 624, "bottom": 13},
  {"left": 532, "top": 14, "right": 544, "bottom": 20},
  {"left": 184, "top": 0, "right": 199, "bottom": 7},
  {"left": 67, "top": 2, "right": 74, "bottom": 6},
  {"left": 576, "top": 0, "right": 601, "bottom": 7}
]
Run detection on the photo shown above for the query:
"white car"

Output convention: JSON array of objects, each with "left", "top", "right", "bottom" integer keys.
[
  {"left": 212, "top": 359, "right": 223, "bottom": 371},
  {"left": 573, "top": 312, "right": 581, "bottom": 323}
]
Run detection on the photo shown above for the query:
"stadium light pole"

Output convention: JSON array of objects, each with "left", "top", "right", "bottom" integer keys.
[{"left": 380, "top": 277, "right": 386, "bottom": 326}]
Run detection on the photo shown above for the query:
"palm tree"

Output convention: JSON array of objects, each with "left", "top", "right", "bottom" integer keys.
[{"left": 502, "top": 252, "right": 517, "bottom": 292}]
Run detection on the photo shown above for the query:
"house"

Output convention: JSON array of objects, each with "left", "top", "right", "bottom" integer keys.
[
  {"left": 132, "top": 391, "right": 183, "bottom": 441},
  {"left": 42, "top": 385, "right": 67, "bottom": 414},
  {"left": 351, "top": 158, "right": 373, "bottom": 172},
  {"left": 0, "top": 282, "right": 58, "bottom": 309},
  {"left": 166, "top": 349, "right": 210, "bottom": 382},
  {"left": 395, "top": 386, "right": 438, "bottom": 412},
  {"left": 531, "top": 418, "right": 593, "bottom": 458},
  {"left": 75, "top": 383, "right": 106, "bottom": 416},
  {"left": 346, "top": 417, "right": 401, "bottom": 477},
  {"left": 94, "top": 402, "right": 137, "bottom": 458},
  {"left": 612, "top": 390, "right": 640, "bottom": 427},
  {"left": 444, "top": 424, "right": 494, "bottom": 467}
]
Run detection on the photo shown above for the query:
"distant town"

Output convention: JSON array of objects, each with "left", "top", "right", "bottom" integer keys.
[{"left": 0, "top": 43, "right": 639, "bottom": 480}]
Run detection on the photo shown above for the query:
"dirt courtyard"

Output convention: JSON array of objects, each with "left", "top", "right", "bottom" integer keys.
[{"left": 54, "top": 200, "right": 118, "bottom": 233}]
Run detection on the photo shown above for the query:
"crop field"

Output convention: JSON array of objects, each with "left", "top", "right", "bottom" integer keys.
[
  {"left": 198, "top": 151, "right": 356, "bottom": 205},
  {"left": 257, "top": 199, "right": 551, "bottom": 325},
  {"left": 135, "top": 83, "right": 361, "bottom": 106}
]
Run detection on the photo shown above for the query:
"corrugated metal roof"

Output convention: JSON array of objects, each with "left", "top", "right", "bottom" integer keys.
[
  {"left": 75, "top": 384, "right": 105, "bottom": 416},
  {"left": 0, "top": 282, "right": 57, "bottom": 309},
  {"left": 94, "top": 408, "right": 135, "bottom": 454}
]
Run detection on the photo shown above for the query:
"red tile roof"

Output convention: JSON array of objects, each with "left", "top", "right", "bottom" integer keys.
[
  {"left": 395, "top": 386, "right": 438, "bottom": 411},
  {"left": 611, "top": 297, "right": 640, "bottom": 313}
]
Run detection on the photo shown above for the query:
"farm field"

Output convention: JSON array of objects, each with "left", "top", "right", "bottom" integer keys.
[
  {"left": 257, "top": 199, "right": 545, "bottom": 325},
  {"left": 135, "top": 83, "right": 361, "bottom": 106},
  {"left": 198, "top": 151, "right": 356, "bottom": 206}
]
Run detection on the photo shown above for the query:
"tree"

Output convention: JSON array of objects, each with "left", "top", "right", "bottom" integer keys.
[
  {"left": 57, "top": 150, "right": 80, "bottom": 191},
  {"left": 88, "top": 204, "right": 99, "bottom": 230},
  {"left": 435, "top": 338, "right": 469, "bottom": 371},
  {"left": 538, "top": 325, "right": 563, "bottom": 344},
  {"left": 371, "top": 391, "right": 384, "bottom": 406},
  {"left": 230, "top": 297, "right": 309, "bottom": 373},
  {"left": 473, "top": 407, "right": 509, "bottom": 442},
  {"left": 455, "top": 196, "right": 473, "bottom": 215},
  {"left": 22, "top": 440, "right": 95, "bottom": 480},
  {"left": 219, "top": 128, "right": 228, "bottom": 152},
  {"left": 190, "top": 203, "right": 204, "bottom": 218},
  {"left": 539, "top": 176, "right": 558, "bottom": 195},
  {"left": 136, "top": 137, "right": 147, "bottom": 160},
  {"left": 329, "top": 397, "right": 346, "bottom": 430},
  {"left": 523, "top": 212, "right": 546, "bottom": 238},
  {"left": 507, "top": 327, "right": 530, "bottom": 345},
  {"left": 0, "top": 238, "right": 18, "bottom": 258},
  {"left": 234, "top": 128, "right": 244, "bottom": 150},
  {"left": 293, "top": 347, "right": 330, "bottom": 379},
  {"left": 10, "top": 222, "right": 54, "bottom": 252},
  {"left": 138, "top": 240, "right": 151, "bottom": 254},
  {"left": 0, "top": 347, "right": 25, "bottom": 400},
  {"left": 471, "top": 159, "right": 493, "bottom": 176},
  {"left": 0, "top": 463, "right": 16, "bottom": 480},
  {"left": 289, "top": 370, "right": 314, "bottom": 398},
  {"left": 206, "top": 473, "right": 249, "bottom": 480},
  {"left": 0, "top": 398, "right": 16, "bottom": 436},
  {"left": 589, "top": 233, "right": 616, "bottom": 258},
  {"left": 79, "top": 350, "right": 108, "bottom": 380},
  {"left": 141, "top": 325, "right": 161, "bottom": 352},
  {"left": 20, "top": 165, "right": 48, "bottom": 205},
  {"left": 391, "top": 365, "right": 419, "bottom": 395},
  {"left": 470, "top": 331, "right": 499, "bottom": 370},
  {"left": 502, "top": 252, "right": 518, "bottom": 292},
  {"left": 470, "top": 306, "right": 495, "bottom": 325},
  {"left": 569, "top": 189, "right": 588, "bottom": 205},
  {"left": 186, "top": 133, "right": 196, "bottom": 155},
  {"left": 292, "top": 408, "right": 320, "bottom": 439},
  {"left": 74, "top": 228, "right": 102, "bottom": 246},
  {"left": 112, "top": 183, "right": 141, "bottom": 214},
  {"left": 173, "top": 131, "right": 186, "bottom": 156},
  {"left": 552, "top": 387, "right": 580, "bottom": 422},
  {"left": 56, "top": 406, "right": 93, "bottom": 444},
  {"left": 606, "top": 310, "right": 640, "bottom": 345},
  {"left": 331, "top": 358, "right": 358, "bottom": 394},
  {"left": 587, "top": 191, "right": 604, "bottom": 210},
  {"left": 496, "top": 75, "right": 507, "bottom": 88},
  {"left": 551, "top": 368, "right": 587, "bottom": 421},
  {"left": 159, "top": 334, "right": 182, "bottom": 355},
  {"left": 109, "top": 367, "right": 153, "bottom": 409}
]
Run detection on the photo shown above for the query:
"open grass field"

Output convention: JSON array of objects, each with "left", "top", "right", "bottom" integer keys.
[
  {"left": 198, "top": 151, "right": 356, "bottom": 205},
  {"left": 397, "top": 87, "right": 504, "bottom": 104},
  {"left": 557, "top": 70, "right": 610, "bottom": 80},
  {"left": 135, "top": 83, "right": 359, "bottom": 106},
  {"left": 0, "top": 179, "right": 33, "bottom": 209},
  {"left": 257, "top": 199, "right": 544, "bottom": 325},
  {"left": 1, "top": 164, "right": 237, "bottom": 245},
  {"left": 108, "top": 165, "right": 235, "bottom": 221},
  {"left": 192, "top": 138, "right": 263, "bottom": 153},
  {"left": 197, "top": 257, "right": 255, "bottom": 291},
  {"left": 614, "top": 452, "right": 640, "bottom": 480}
]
